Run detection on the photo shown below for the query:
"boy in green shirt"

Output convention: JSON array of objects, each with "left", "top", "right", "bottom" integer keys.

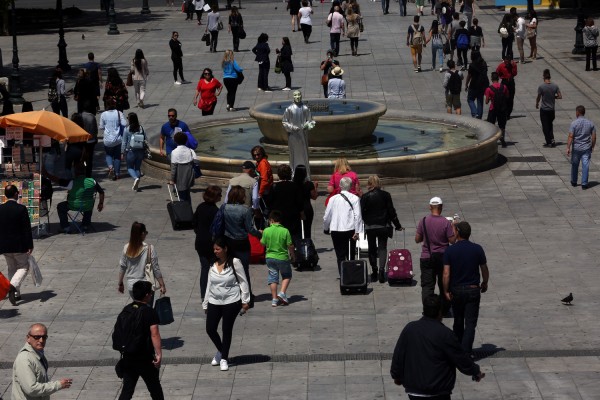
[{"left": 260, "top": 210, "right": 295, "bottom": 306}]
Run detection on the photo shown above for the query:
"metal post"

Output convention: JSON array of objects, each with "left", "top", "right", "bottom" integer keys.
[
  {"left": 57, "top": 0, "right": 71, "bottom": 71},
  {"left": 572, "top": 0, "right": 585, "bottom": 55},
  {"left": 141, "top": 0, "right": 151, "bottom": 14},
  {"left": 107, "top": 0, "right": 119, "bottom": 35},
  {"left": 9, "top": 0, "right": 24, "bottom": 104}
]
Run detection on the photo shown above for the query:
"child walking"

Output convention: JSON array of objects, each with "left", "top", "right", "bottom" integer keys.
[{"left": 260, "top": 210, "right": 295, "bottom": 306}]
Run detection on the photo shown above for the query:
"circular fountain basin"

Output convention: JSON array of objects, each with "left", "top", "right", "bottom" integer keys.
[
  {"left": 249, "top": 99, "right": 387, "bottom": 147},
  {"left": 142, "top": 110, "right": 501, "bottom": 184}
]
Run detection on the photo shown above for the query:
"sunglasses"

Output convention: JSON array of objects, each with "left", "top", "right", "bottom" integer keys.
[
  {"left": 203, "top": 72, "right": 211, "bottom": 76},
  {"left": 29, "top": 334, "right": 48, "bottom": 340},
  {"left": 168, "top": 115, "right": 176, "bottom": 118}
]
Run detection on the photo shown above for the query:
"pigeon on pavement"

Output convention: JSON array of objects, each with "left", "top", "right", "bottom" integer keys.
[{"left": 561, "top": 293, "right": 573, "bottom": 305}]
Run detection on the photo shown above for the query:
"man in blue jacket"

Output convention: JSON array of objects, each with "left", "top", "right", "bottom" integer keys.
[
  {"left": 391, "top": 294, "right": 485, "bottom": 399},
  {"left": 159, "top": 108, "right": 197, "bottom": 158}
]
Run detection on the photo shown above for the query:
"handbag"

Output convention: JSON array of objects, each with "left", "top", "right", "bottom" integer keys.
[
  {"left": 236, "top": 70, "right": 245, "bottom": 85},
  {"left": 144, "top": 244, "right": 160, "bottom": 291},
  {"left": 155, "top": 295, "right": 175, "bottom": 325},
  {"left": 321, "top": 74, "right": 328, "bottom": 86},
  {"left": 202, "top": 32, "right": 211, "bottom": 46},
  {"left": 443, "top": 40, "right": 451, "bottom": 55},
  {"left": 29, "top": 255, "right": 43, "bottom": 287},
  {"left": 126, "top": 71, "right": 133, "bottom": 87},
  {"left": 274, "top": 55, "right": 282, "bottom": 74},
  {"left": 217, "top": 21, "right": 224, "bottom": 30},
  {"left": 238, "top": 26, "right": 246, "bottom": 39},
  {"left": 526, "top": 27, "right": 536, "bottom": 39},
  {"left": 358, "top": 17, "right": 364, "bottom": 33}
]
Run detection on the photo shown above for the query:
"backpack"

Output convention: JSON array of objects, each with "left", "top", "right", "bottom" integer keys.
[
  {"left": 447, "top": 71, "right": 462, "bottom": 95},
  {"left": 457, "top": 32, "right": 469, "bottom": 49},
  {"left": 412, "top": 25, "right": 424, "bottom": 46},
  {"left": 47, "top": 79, "right": 58, "bottom": 103},
  {"left": 129, "top": 126, "right": 146, "bottom": 149},
  {"left": 112, "top": 303, "right": 147, "bottom": 354},
  {"left": 209, "top": 203, "right": 226, "bottom": 240},
  {"left": 490, "top": 84, "right": 508, "bottom": 114}
]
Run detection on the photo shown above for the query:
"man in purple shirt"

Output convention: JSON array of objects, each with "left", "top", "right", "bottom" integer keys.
[{"left": 415, "top": 197, "right": 455, "bottom": 313}]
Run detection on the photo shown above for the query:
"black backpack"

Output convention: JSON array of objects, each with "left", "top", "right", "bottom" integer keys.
[
  {"left": 490, "top": 83, "right": 508, "bottom": 114},
  {"left": 112, "top": 303, "right": 146, "bottom": 354},
  {"left": 447, "top": 71, "right": 462, "bottom": 95}
]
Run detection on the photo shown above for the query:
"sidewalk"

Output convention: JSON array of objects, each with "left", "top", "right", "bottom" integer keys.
[{"left": 1, "top": 1, "right": 600, "bottom": 399}]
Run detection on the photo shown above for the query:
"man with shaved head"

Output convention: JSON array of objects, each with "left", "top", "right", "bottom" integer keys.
[{"left": 12, "top": 323, "right": 72, "bottom": 399}]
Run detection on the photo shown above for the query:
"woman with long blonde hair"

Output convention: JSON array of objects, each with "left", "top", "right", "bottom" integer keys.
[
  {"left": 327, "top": 157, "right": 361, "bottom": 196},
  {"left": 118, "top": 221, "right": 166, "bottom": 304},
  {"left": 221, "top": 50, "right": 243, "bottom": 111}
]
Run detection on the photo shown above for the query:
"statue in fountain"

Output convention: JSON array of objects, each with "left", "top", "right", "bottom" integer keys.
[{"left": 282, "top": 90, "right": 316, "bottom": 178}]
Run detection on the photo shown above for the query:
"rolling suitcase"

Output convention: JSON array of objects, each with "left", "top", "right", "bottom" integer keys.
[
  {"left": 249, "top": 233, "right": 266, "bottom": 264},
  {"left": 340, "top": 241, "right": 368, "bottom": 295},
  {"left": 387, "top": 229, "right": 414, "bottom": 285},
  {"left": 295, "top": 220, "right": 319, "bottom": 270},
  {"left": 167, "top": 184, "right": 194, "bottom": 230}
]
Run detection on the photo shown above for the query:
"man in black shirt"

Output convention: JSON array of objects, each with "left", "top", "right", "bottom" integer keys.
[
  {"left": 116, "top": 281, "right": 164, "bottom": 400},
  {"left": 391, "top": 295, "right": 484, "bottom": 400}
]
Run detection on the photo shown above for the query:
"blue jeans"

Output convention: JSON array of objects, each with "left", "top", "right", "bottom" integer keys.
[
  {"left": 126, "top": 149, "right": 144, "bottom": 179},
  {"left": 431, "top": 45, "right": 443, "bottom": 69},
  {"left": 330, "top": 33, "right": 341, "bottom": 56},
  {"left": 381, "top": 0, "right": 389, "bottom": 12},
  {"left": 467, "top": 92, "right": 484, "bottom": 119},
  {"left": 104, "top": 144, "right": 121, "bottom": 176},
  {"left": 571, "top": 148, "right": 592, "bottom": 186},
  {"left": 451, "top": 286, "right": 481, "bottom": 353},
  {"left": 266, "top": 258, "right": 292, "bottom": 284}
]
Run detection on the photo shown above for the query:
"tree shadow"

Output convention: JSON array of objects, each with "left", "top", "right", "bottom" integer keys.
[
  {"left": 19, "top": 290, "right": 57, "bottom": 304},
  {"left": 161, "top": 336, "right": 184, "bottom": 350}
]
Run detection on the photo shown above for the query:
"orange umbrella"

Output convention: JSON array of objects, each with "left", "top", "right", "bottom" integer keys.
[{"left": 0, "top": 110, "right": 91, "bottom": 143}]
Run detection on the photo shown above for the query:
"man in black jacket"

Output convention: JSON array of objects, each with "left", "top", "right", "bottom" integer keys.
[
  {"left": 0, "top": 185, "right": 34, "bottom": 306},
  {"left": 391, "top": 295, "right": 485, "bottom": 399}
]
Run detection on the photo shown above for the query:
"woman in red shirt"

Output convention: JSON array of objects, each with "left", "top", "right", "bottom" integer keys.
[
  {"left": 193, "top": 68, "right": 223, "bottom": 116},
  {"left": 327, "top": 157, "right": 361, "bottom": 196}
]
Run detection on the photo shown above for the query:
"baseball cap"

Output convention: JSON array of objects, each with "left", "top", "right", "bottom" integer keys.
[
  {"left": 429, "top": 197, "right": 443, "bottom": 206},
  {"left": 242, "top": 161, "right": 256, "bottom": 170}
]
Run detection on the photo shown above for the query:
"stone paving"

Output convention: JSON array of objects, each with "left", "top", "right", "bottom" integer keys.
[{"left": 1, "top": 0, "right": 600, "bottom": 399}]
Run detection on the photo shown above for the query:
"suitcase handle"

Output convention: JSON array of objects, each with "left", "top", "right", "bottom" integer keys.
[{"left": 167, "top": 183, "right": 181, "bottom": 202}]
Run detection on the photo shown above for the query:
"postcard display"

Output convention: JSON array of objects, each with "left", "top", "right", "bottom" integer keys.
[{"left": 0, "top": 127, "right": 49, "bottom": 236}]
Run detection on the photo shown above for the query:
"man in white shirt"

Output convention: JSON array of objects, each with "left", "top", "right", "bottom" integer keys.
[{"left": 323, "top": 177, "right": 363, "bottom": 275}]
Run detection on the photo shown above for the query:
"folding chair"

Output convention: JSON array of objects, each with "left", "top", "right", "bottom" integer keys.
[{"left": 67, "top": 189, "right": 96, "bottom": 235}]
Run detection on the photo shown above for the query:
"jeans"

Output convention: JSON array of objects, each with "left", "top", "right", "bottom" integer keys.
[
  {"left": 104, "top": 143, "right": 121, "bottom": 176},
  {"left": 456, "top": 48, "right": 468, "bottom": 67},
  {"left": 467, "top": 92, "right": 484, "bottom": 119},
  {"left": 366, "top": 228, "right": 388, "bottom": 274},
  {"left": 381, "top": 0, "right": 389, "bottom": 12},
  {"left": 209, "top": 30, "right": 219, "bottom": 52},
  {"left": 540, "top": 109, "right": 556, "bottom": 145},
  {"left": 171, "top": 57, "right": 184, "bottom": 82},
  {"left": 487, "top": 108, "right": 507, "bottom": 130},
  {"left": 206, "top": 300, "right": 242, "bottom": 360},
  {"left": 198, "top": 253, "right": 214, "bottom": 299},
  {"left": 431, "top": 45, "right": 443, "bottom": 69},
  {"left": 266, "top": 258, "right": 292, "bottom": 284},
  {"left": 126, "top": 149, "right": 144, "bottom": 179},
  {"left": 420, "top": 256, "right": 450, "bottom": 313},
  {"left": 51, "top": 95, "right": 68, "bottom": 118},
  {"left": 400, "top": 0, "right": 407, "bottom": 16},
  {"left": 585, "top": 46, "right": 598, "bottom": 70},
  {"left": 571, "top": 148, "right": 592, "bottom": 186},
  {"left": 258, "top": 61, "right": 270, "bottom": 90},
  {"left": 118, "top": 356, "right": 164, "bottom": 400},
  {"left": 501, "top": 37, "right": 513, "bottom": 60},
  {"left": 223, "top": 78, "right": 239, "bottom": 108},
  {"left": 451, "top": 286, "right": 481, "bottom": 353},
  {"left": 331, "top": 230, "right": 356, "bottom": 275},
  {"left": 463, "top": 11, "right": 473, "bottom": 29},
  {"left": 231, "top": 27, "right": 241, "bottom": 51},
  {"left": 57, "top": 200, "right": 93, "bottom": 229},
  {"left": 502, "top": 78, "right": 515, "bottom": 118},
  {"left": 330, "top": 33, "right": 341, "bottom": 56}
]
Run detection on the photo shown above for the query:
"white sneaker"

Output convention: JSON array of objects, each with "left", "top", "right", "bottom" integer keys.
[
  {"left": 220, "top": 359, "right": 229, "bottom": 371},
  {"left": 282, "top": 87, "right": 291, "bottom": 91},
  {"left": 211, "top": 351, "right": 222, "bottom": 366},
  {"left": 132, "top": 178, "right": 140, "bottom": 191},
  {"left": 174, "top": 81, "right": 182, "bottom": 85}
]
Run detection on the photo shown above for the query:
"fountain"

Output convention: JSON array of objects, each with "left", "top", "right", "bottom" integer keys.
[{"left": 142, "top": 99, "right": 501, "bottom": 183}]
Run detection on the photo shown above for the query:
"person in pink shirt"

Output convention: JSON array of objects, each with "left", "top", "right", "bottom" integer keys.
[
  {"left": 327, "top": 5, "right": 345, "bottom": 57},
  {"left": 327, "top": 158, "right": 361, "bottom": 197}
]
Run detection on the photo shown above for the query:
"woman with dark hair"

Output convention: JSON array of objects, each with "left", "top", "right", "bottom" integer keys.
[
  {"left": 103, "top": 67, "right": 129, "bottom": 112},
  {"left": 288, "top": 0, "right": 301, "bottom": 32},
  {"left": 169, "top": 131, "right": 196, "bottom": 203},
  {"left": 465, "top": 50, "right": 489, "bottom": 119},
  {"left": 228, "top": 6, "right": 243, "bottom": 52},
  {"left": 360, "top": 175, "right": 402, "bottom": 283},
  {"left": 118, "top": 221, "right": 166, "bottom": 304},
  {"left": 50, "top": 67, "right": 68, "bottom": 117},
  {"left": 73, "top": 68, "right": 96, "bottom": 114},
  {"left": 206, "top": 5, "right": 221, "bottom": 53},
  {"left": 121, "top": 112, "right": 146, "bottom": 191},
  {"left": 194, "top": 185, "right": 223, "bottom": 300},
  {"left": 426, "top": 20, "right": 445, "bottom": 72},
  {"left": 223, "top": 185, "right": 262, "bottom": 292},
  {"left": 526, "top": 12, "right": 537, "bottom": 60},
  {"left": 99, "top": 98, "right": 127, "bottom": 180},
  {"left": 293, "top": 165, "right": 318, "bottom": 238},
  {"left": 498, "top": 13, "right": 515, "bottom": 61},
  {"left": 583, "top": 17, "right": 598, "bottom": 71},
  {"left": 276, "top": 37, "right": 293, "bottom": 91},
  {"left": 346, "top": 7, "right": 361, "bottom": 57},
  {"left": 170, "top": 31, "right": 187, "bottom": 85},
  {"left": 193, "top": 68, "right": 222, "bottom": 116},
  {"left": 222, "top": 50, "right": 243, "bottom": 111},
  {"left": 64, "top": 113, "right": 87, "bottom": 176},
  {"left": 320, "top": 49, "right": 336, "bottom": 98},
  {"left": 267, "top": 164, "right": 304, "bottom": 243},
  {"left": 251, "top": 145, "right": 273, "bottom": 199},
  {"left": 298, "top": 0, "right": 313, "bottom": 44},
  {"left": 131, "top": 49, "right": 149, "bottom": 109},
  {"left": 252, "top": 33, "right": 271, "bottom": 92},
  {"left": 203, "top": 236, "right": 250, "bottom": 371}
]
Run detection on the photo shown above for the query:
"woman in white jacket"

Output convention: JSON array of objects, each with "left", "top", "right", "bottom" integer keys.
[
  {"left": 203, "top": 236, "right": 250, "bottom": 371},
  {"left": 131, "top": 49, "right": 149, "bottom": 109}
]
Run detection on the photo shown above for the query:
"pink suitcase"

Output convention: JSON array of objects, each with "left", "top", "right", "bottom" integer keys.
[{"left": 387, "top": 230, "right": 414, "bottom": 285}]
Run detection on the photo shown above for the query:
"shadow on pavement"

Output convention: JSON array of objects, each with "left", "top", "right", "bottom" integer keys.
[
  {"left": 20, "top": 290, "right": 57, "bottom": 304},
  {"left": 161, "top": 336, "right": 185, "bottom": 350}
]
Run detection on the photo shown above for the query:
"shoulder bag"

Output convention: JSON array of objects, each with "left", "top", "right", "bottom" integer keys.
[
  {"left": 126, "top": 70, "right": 134, "bottom": 87},
  {"left": 144, "top": 244, "right": 160, "bottom": 291}
]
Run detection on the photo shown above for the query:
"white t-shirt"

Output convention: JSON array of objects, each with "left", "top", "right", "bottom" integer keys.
[
  {"left": 516, "top": 17, "right": 526, "bottom": 38},
  {"left": 299, "top": 7, "right": 312, "bottom": 25}
]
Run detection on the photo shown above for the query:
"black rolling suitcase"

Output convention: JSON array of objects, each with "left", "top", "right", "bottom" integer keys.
[
  {"left": 167, "top": 184, "right": 193, "bottom": 230},
  {"left": 340, "top": 240, "right": 368, "bottom": 295},
  {"left": 295, "top": 220, "right": 319, "bottom": 270}
]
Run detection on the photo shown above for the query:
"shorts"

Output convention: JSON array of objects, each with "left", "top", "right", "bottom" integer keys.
[
  {"left": 266, "top": 258, "right": 292, "bottom": 284},
  {"left": 410, "top": 45, "right": 423, "bottom": 56},
  {"left": 415, "top": 0, "right": 424, "bottom": 6},
  {"left": 446, "top": 94, "right": 461, "bottom": 109}
]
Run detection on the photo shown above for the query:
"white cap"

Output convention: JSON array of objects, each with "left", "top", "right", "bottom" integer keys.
[{"left": 429, "top": 197, "right": 443, "bottom": 206}]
